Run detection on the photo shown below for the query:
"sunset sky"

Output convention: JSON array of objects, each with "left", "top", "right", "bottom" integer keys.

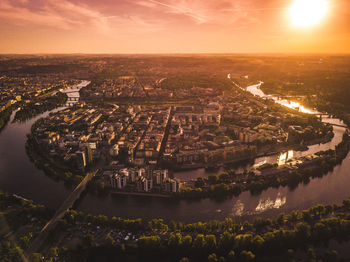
[{"left": 0, "top": 0, "right": 349, "bottom": 54}]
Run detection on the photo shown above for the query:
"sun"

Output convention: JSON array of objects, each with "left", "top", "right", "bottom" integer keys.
[{"left": 289, "top": 0, "right": 328, "bottom": 28}]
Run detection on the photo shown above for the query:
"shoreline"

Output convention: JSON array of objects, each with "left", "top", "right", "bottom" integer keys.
[{"left": 111, "top": 191, "right": 172, "bottom": 198}]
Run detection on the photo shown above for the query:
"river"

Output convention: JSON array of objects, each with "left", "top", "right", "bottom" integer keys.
[
  {"left": 0, "top": 80, "right": 349, "bottom": 223},
  {"left": 173, "top": 81, "right": 346, "bottom": 180}
]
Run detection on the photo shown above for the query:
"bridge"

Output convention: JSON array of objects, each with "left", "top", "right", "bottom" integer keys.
[
  {"left": 311, "top": 113, "right": 329, "bottom": 116},
  {"left": 329, "top": 123, "right": 348, "bottom": 128},
  {"left": 271, "top": 94, "right": 306, "bottom": 99},
  {"left": 67, "top": 97, "right": 79, "bottom": 101},
  {"left": 27, "top": 169, "right": 99, "bottom": 254},
  {"left": 61, "top": 86, "right": 81, "bottom": 93},
  {"left": 309, "top": 113, "right": 348, "bottom": 128},
  {"left": 62, "top": 90, "right": 80, "bottom": 94}
]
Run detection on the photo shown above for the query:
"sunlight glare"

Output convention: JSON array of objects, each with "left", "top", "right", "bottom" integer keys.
[{"left": 290, "top": 0, "right": 328, "bottom": 28}]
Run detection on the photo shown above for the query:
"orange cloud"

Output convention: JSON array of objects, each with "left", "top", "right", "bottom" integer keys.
[
  {"left": 0, "top": 0, "right": 110, "bottom": 30},
  {"left": 0, "top": 0, "right": 349, "bottom": 53}
]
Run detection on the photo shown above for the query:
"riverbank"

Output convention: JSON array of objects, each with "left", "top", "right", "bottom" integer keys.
[
  {"left": 35, "top": 194, "right": 350, "bottom": 262},
  {"left": 111, "top": 191, "right": 172, "bottom": 198},
  {"left": 257, "top": 130, "right": 334, "bottom": 157},
  {"left": 170, "top": 156, "right": 255, "bottom": 171},
  {"left": 13, "top": 92, "right": 67, "bottom": 122},
  {"left": 177, "top": 132, "right": 350, "bottom": 198},
  {"left": 25, "top": 127, "right": 86, "bottom": 187},
  {"left": 4, "top": 188, "right": 350, "bottom": 262},
  {"left": 0, "top": 106, "right": 13, "bottom": 133},
  {"left": 22, "top": 80, "right": 92, "bottom": 186},
  {"left": 23, "top": 103, "right": 348, "bottom": 202},
  {"left": 2, "top": 77, "right": 350, "bottom": 223},
  {"left": 86, "top": 131, "right": 350, "bottom": 201}
]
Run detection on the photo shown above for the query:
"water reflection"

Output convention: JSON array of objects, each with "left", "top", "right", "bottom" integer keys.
[
  {"left": 274, "top": 99, "right": 315, "bottom": 114},
  {"left": 1, "top": 78, "right": 350, "bottom": 223},
  {"left": 278, "top": 150, "right": 294, "bottom": 166},
  {"left": 255, "top": 193, "right": 287, "bottom": 213},
  {"left": 231, "top": 200, "right": 244, "bottom": 216},
  {"left": 248, "top": 82, "right": 319, "bottom": 114},
  {"left": 246, "top": 82, "right": 346, "bottom": 167},
  {"left": 174, "top": 81, "right": 346, "bottom": 180},
  {"left": 75, "top": 81, "right": 350, "bottom": 222},
  {"left": 61, "top": 80, "right": 90, "bottom": 106}
]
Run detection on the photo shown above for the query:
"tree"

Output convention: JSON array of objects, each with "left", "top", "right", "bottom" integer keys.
[
  {"left": 286, "top": 249, "right": 295, "bottom": 262},
  {"left": 179, "top": 258, "right": 190, "bottom": 262},
  {"left": 208, "top": 174, "right": 218, "bottom": 185},
  {"left": 31, "top": 253, "right": 43, "bottom": 262},
  {"left": 195, "top": 178, "right": 205, "bottom": 187},
  {"left": 227, "top": 250, "right": 235, "bottom": 262},
  {"left": 94, "top": 214, "right": 108, "bottom": 225},
  {"left": 302, "top": 210, "right": 312, "bottom": 223},
  {"left": 168, "top": 233, "right": 183, "bottom": 249},
  {"left": 19, "top": 234, "right": 32, "bottom": 249},
  {"left": 343, "top": 199, "right": 350, "bottom": 209},
  {"left": 295, "top": 222, "right": 311, "bottom": 241},
  {"left": 169, "top": 220, "right": 177, "bottom": 231},
  {"left": 83, "top": 234, "right": 94, "bottom": 247},
  {"left": 193, "top": 234, "right": 206, "bottom": 250},
  {"left": 219, "top": 173, "right": 230, "bottom": 183},
  {"left": 323, "top": 250, "right": 338, "bottom": 262},
  {"left": 306, "top": 248, "right": 316, "bottom": 262},
  {"left": 277, "top": 213, "right": 285, "bottom": 225},
  {"left": 138, "top": 236, "right": 161, "bottom": 250},
  {"left": 311, "top": 204, "right": 326, "bottom": 217},
  {"left": 148, "top": 218, "right": 169, "bottom": 232},
  {"left": 219, "top": 232, "right": 235, "bottom": 252},
  {"left": 252, "top": 235, "right": 264, "bottom": 250},
  {"left": 96, "top": 181, "right": 105, "bottom": 192},
  {"left": 208, "top": 253, "right": 219, "bottom": 262},
  {"left": 71, "top": 175, "right": 83, "bottom": 185},
  {"left": 49, "top": 246, "right": 59, "bottom": 257},
  {"left": 182, "top": 235, "right": 193, "bottom": 250},
  {"left": 313, "top": 222, "right": 330, "bottom": 242},
  {"left": 105, "top": 235, "right": 115, "bottom": 246},
  {"left": 64, "top": 172, "right": 72, "bottom": 180},
  {"left": 239, "top": 250, "right": 255, "bottom": 262},
  {"left": 65, "top": 209, "right": 79, "bottom": 224},
  {"left": 253, "top": 217, "right": 266, "bottom": 232},
  {"left": 210, "top": 184, "right": 230, "bottom": 197}
]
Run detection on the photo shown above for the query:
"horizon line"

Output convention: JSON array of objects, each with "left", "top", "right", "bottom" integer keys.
[{"left": 1, "top": 52, "right": 350, "bottom": 56}]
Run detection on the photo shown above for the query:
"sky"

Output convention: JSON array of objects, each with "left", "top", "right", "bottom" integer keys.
[{"left": 0, "top": 0, "right": 349, "bottom": 54}]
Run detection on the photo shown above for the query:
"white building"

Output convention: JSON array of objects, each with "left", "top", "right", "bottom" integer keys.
[
  {"left": 116, "top": 174, "right": 128, "bottom": 189},
  {"left": 143, "top": 178, "right": 153, "bottom": 192}
]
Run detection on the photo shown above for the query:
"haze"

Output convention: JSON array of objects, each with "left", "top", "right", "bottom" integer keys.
[{"left": 0, "top": 0, "right": 349, "bottom": 54}]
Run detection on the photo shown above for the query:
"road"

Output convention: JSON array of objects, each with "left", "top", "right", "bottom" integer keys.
[
  {"left": 27, "top": 169, "right": 98, "bottom": 253},
  {"left": 157, "top": 107, "right": 173, "bottom": 164}
]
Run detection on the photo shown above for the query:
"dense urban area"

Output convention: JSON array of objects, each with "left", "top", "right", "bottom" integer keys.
[{"left": 1, "top": 55, "right": 350, "bottom": 262}]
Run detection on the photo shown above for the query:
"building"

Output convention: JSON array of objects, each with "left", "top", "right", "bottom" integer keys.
[
  {"left": 109, "top": 144, "right": 119, "bottom": 157},
  {"left": 86, "top": 144, "right": 93, "bottom": 164},
  {"left": 143, "top": 178, "right": 153, "bottom": 192},
  {"left": 154, "top": 169, "right": 168, "bottom": 185},
  {"left": 76, "top": 151, "right": 86, "bottom": 169},
  {"left": 110, "top": 174, "right": 117, "bottom": 188},
  {"left": 164, "top": 178, "right": 180, "bottom": 193},
  {"left": 130, "top": 170, "right": 139, "bottom": 182},
  {"left": 239, "top": 130, "right": 258, "bottom": 143},
  {"left": 116, "top": 174, "right": 128, "bottom": 189}
]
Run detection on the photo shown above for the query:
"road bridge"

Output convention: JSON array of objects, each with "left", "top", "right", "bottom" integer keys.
[
  {"left": 62, "top": 90, "right": 80, "bottom": 94},
  {"left": 330, "top": 123, "right": 348, "bottom": 128},
  {"left": 27, "top": 169, "right": 99, "bottom": 254},
  {"left": 271, "top": 95, "right": 306, "bottom": 99},
  {"left": 311, "top": 113, "right": 330, "bottom": 116},
  {"left": 310, "top": 114, "right": 348, "bottom": 128}
]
